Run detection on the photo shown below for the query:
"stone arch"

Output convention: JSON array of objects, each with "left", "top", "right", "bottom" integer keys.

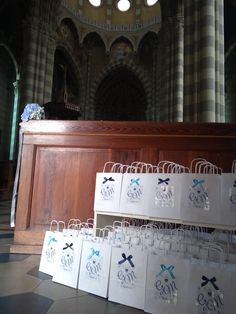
[
  {"left": 88, "top": 61, "right": 152, "bottom": 120},
  {"left": 108, "top": 35, "right": 135, "bottom": 52},
  {"left": 137, "top": 31, "right": 159, "bottom": 53},
  {"left": 57, "top": 17, "right": 80, "bottom": 51},
  {"left": 81, "top": 31, "right": 106, "bottom": 50},
  {"left": 109, "top": 36, "right": 134, "bottom": 63},
  {"left": 0, "top": 43, "right": 19, "bottom": 75},
  {"left": 137, "top": 31, "right": 159, "bottom": 72}
]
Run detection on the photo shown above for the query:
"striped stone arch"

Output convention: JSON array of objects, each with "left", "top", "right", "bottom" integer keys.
[{"left": 88, "top": 61, "right": 152, "bottom": 120}]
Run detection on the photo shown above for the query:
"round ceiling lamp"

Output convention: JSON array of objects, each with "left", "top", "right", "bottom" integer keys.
[
  {"left": 88, "top": 0, "right": 102, "bottom": 7},
  {"left": 146, "top": 0, "right": 159, "bottom": 6},
  {"left": 117, "top": 0, "right": 131, "bottom": 12}
]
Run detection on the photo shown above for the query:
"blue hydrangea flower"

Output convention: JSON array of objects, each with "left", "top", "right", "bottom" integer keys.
[{"left": 21, "top": 103, "right": 45, "bottom": 122}]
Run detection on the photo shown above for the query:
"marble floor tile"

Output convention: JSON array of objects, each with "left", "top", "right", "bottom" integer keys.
[
  {"left": 33, "top": 279, "right": 87, "bottom": 301},
  {"left": 0, "top": 292, "right": 53, "bottom": 314},
  {"left": 0, "top": 273, "right": 42, "bottom": 297},
  {"left": 0, "top": 253, "right": 30, "bottom": 263},
  {"left": 24, "top": 254, "right": 41, "bottom": 266},
  {"left": 47, "top": 294, "right": 117, "bottom": 314},
  {"left": 0, "top": 258, "right": 36, "bottom": 276}
]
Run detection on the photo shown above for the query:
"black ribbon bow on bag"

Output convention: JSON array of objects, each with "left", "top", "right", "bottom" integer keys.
[
  {"left": 118, "top": 253, "right": 135, "bottom": 267},
  {"left": 201, "top": 275, "right": 219, "bottom": 290},
  {"left": 158, "top": 178, "right": 170, "bottom": 185},
  {"left": 102, "top": 177, "right": 115, "bottom": 184},
  {"left": 63, "top": 243, "right": 74, "bottom": 250}
]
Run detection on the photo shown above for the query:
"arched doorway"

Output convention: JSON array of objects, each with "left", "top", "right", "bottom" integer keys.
[{"left": 94, "top": 67, "right": 147, "bottom": 120}]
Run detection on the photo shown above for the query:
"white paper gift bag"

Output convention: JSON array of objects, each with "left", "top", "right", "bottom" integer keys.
[
  {"left": 52, "top": 232, "right": 83, "bottom": 289},
  {"left": 224, "top": 260, "right": 236, "bottom": 314},
  {"left": 183, "top": 260, "right": 231, "bottom": 313},
  {"left": 144, "top": 251, "right": 189, "bottom": 314},
  {"left": 39, "top": 220, "right": 64, "bottom": 276},
  {"left": 220, "top": 160, "right": 236, "bottom": 226},
  {"left": 78, "top": 234, "right": 112, "bottom": 298},
  {"left": 108, "top": 245, "right": 148, "bottom": 309},
  {"left": 181, "top": 159, "right": 221, "bottom": 225},
  {"left": 182, "top": 243, "right": 236, "bottom": 314},
  {"left": 148, "top": 161, "right": 187, "bottom": 220},
  {"left": 93, "top": 162, "right": 123, "bottom": 213},
  {"left": 119, "top": 164, "right": 152, "bottom": 216}
]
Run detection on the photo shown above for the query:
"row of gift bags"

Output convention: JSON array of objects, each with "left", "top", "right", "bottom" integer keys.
[
  {"left": 93, "top": 159, "right": 236, "bottom": 226},
  {"left": 39, "top": 219, "right": 236, "bottom": 313}
]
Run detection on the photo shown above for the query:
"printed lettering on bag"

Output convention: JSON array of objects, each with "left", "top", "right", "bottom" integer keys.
[
  {"left": 126, "top": 178, "right": 143, "bottom": 203},
  {"left": 195, "top": 275, "right": 224, "bottom": 314},
  {"left": 85, "top": 247, "right": 102, "bottom": 280},
  {"left": 100, "top": 176, "right": 115, "bottom": 200},
  {"left": 154, "top": 264, "right": 178, "bottom": 304},
  {"left": 117, "top": 253, "right": 136, "bottom": 289},
  {"left": 60, "top": 242, "right": 74, "bottom": 271},
  {"left": 45, "top": 235, "right": 58, "bottom": 263},
  {"left": 229, "top": 180, "right": 236, "bottom": 210},
  {"left": 155, "top": 177, "right": 174, "bottom": 208},
  {"left": 188, "top": 178, "right": 210, "bottom": 211}
]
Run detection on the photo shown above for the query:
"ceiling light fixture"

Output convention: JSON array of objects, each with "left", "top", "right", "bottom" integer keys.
[
  {"left": 88, "top": 0, "right": 102, "bottom": 7},
  {"left": 146, "top": 0, "right": 159, "bottom": 6},
  {"left": 117, "top": 0, "right": 131, "bottom": 12}
]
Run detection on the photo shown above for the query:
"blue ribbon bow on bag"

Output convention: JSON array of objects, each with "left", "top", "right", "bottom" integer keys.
[
  {"left": 130, "top": 178, "right": 140, "bottom": 186},
  {"left": 88, "top": 248, "right": 100, "bottom": 259},
  {"left": 157, "top": 264, "right": 175, "bottom": 279},
  {"left": 118, "top": 253, "right": 135, "bottom": 267},
  {"left": 192, "top": 178, "right": 205, "bottom": 189},
  {"left": 48, "top": 236, "right": 57, "bottom": 245},
  {"left": 201, "top": 275, "right": 219, "bottom": 290}
]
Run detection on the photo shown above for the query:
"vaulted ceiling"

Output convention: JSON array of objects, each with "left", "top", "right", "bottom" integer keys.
[{"left": 62, "top": 0, "right": 161, "bottom": 28}]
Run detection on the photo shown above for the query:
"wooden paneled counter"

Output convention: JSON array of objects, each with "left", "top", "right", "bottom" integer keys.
[{"left": 11, "top": 121, "right": 236, "bottom": 253}]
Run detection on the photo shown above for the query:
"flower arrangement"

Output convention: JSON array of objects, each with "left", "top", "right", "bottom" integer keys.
[{"left": 21, "top": 103, "right": 45, "bottom": 122}]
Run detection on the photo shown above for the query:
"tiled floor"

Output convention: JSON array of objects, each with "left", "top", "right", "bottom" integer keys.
[{"left": 0, "top": 200, "right": 144, "bottom": 314}]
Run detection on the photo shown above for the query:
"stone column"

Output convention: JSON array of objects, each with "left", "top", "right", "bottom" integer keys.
[
  {"left": 183, "top": 0, "right": 224, "bottom": 122},
  {"left": 19, "top": 0, "right": 60, "bottom": 107},
  {"left": 158, "top": 0, "right": 184, "bottom": 121}
]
